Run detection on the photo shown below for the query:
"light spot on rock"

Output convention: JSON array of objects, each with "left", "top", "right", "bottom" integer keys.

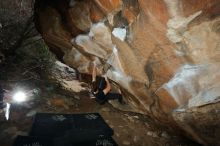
[
  {"left": 109, "top": 125, "right": 114, "bottom": 128},
  {"left": 134, "top": 136, "right": 139, "bottom": 142},
  {"left": 101, "top": 107, "right": 111, "bottom": 112},
  {"left": 147, "top": 131, "right": 158, "bottom": 138},
  {"left": 163, "top": 63, "right": 220, "bottom": 107},
  {"left": 161, "top": 131, "right": 171, "bottom": 139},
  {"left": 26, "top": 110, "right": 37, "bottom": 117},
  {"left": 75, "top": 35, "right": 108, "bottom": 58},
  {"left": 122, "top": 140, "right": 131, "bottom": 145},
  {"left": 112, "top": 27, "right": 127, "bottom": 41}
]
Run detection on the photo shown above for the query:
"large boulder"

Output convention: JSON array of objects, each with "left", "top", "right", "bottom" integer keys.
[{"left": 1, "top": 0, "right": 220, "bottom": 145}]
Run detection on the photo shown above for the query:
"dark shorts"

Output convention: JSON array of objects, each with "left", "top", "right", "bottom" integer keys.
[
  {"left": 94, "top": 90, "right": 106, "bottom": 105},
  {"left": 94, "top": 90, "right": 122, "bottom": 105}
]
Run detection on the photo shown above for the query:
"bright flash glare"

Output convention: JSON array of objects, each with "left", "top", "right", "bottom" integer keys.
[
  {"left": 113, "top": 47, "right": 118, "bottom": 54},
  {"left": 113, "top": 70, "right": 122, "bottom": 78},
  {"left": 5, "top": 103, "right": 10, "bottom": 120},
  {"left": 13, "top": 91, "right": 26, "bottom": 102}
]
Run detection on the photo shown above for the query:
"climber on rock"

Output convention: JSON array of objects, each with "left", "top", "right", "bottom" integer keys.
[{"left": 91, "top": 62, "right": 125, "bottom": 105}]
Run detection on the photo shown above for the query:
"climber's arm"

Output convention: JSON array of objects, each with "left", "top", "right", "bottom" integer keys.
[{"left": 92, "top": 63, "right": 97, "bottom": 82}]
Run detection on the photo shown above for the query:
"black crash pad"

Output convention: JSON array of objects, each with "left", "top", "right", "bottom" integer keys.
[
  {"left": 13, "top": 135, "right": 54, "bottom": 146},
  {"left": 30, "top": 113, "right": 114, "bottom": 142}
]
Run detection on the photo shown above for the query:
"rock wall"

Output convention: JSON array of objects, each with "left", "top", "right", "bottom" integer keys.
[
  {"left": 1, "top": 0, "right": 219, "bottom": 145},
  {"left": 34, "top": 0, "right": 220, "bottom": 145},
  {"left": 0, "top": 0, "right": 35, "bottom": 61}
]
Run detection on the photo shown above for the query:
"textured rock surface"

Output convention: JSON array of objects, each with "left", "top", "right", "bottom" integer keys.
[
  {"left": 34, "top": 0, "right": 220, "bottom": 145},
  {"left": 1, "top": 0, "right": 219, "bottom": 145},
  {"left": 173, "top": 102, "right": 220, "bottom": 146},
  {"left": 0, "top": 0, "right": 35, "bottom": 60}
]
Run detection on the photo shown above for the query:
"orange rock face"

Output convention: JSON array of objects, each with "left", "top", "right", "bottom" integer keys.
[
  {"left": 94, "top": 0, "right": 122, "bottom": 13},
  {"left": 90, "top": 1, "right": 105, "bottom": 22},
  {"left": 35, "top": 0, "right": 220, "bottom": 145},
  {"left": 139, "top": 0, "right": 169, "bottom": 25}
]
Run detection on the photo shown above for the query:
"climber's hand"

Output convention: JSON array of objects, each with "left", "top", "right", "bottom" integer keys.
[{"left": 103, "top": 74, "right": 107, "bottom": 80}]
